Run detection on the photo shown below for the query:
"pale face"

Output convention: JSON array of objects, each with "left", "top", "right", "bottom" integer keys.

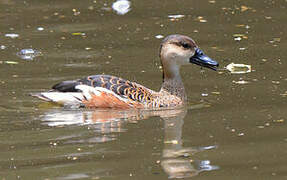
[
  {"left": 160, "top": 43, "right": 196, "bottom": 66},
  {"left": 160, "top": 35, "right": 197, "bottom": 68}
]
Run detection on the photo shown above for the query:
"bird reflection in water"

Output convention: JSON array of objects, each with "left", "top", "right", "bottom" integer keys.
[
  {"left": 161, "top": 109, "right": 219, "bottom": 178},
  {"left": 39, "top": 104, "right": 219, "bottom": 178}
]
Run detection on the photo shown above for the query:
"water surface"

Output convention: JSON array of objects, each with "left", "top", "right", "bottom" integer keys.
[{"left": 0, "top": 0, "right": 287, "bottom": 179}]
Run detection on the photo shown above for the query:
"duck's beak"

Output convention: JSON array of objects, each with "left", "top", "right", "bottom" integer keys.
[{"left": 190, "top": 48, "right": 219, "bottom": 71}]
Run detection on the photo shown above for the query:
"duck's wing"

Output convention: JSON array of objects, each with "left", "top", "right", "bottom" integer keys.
[{"left": 33, "top": 75, "right": 155, "bottom": 108}]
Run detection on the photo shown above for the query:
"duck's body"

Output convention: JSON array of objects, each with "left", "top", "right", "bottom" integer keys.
[
  {"left": 33, "top": 34, "right": 219, "bottom": 109},
  {"left": 36, "top": 74, "right": 184, "bottom": 109}
]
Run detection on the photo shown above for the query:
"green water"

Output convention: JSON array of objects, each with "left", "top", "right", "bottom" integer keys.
[{"left": 0, "top": 0, "right": 287, "bottom": 179}]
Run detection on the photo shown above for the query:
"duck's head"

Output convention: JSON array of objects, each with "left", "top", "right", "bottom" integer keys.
[{"left": 159, "top": 34, "right": 219, "bottom": 74}]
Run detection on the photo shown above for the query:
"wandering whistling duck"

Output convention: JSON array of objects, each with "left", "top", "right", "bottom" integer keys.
[{"left": 32, "top": 34, "right": 219, "bottom": 109}]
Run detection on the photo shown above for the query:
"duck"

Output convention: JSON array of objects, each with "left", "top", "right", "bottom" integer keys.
[{"left": 32, "top": 34, "right": 219, "bottom": 109}]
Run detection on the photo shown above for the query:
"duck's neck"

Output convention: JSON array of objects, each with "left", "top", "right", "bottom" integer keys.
[{"left": 160, "top": 64, "right": 187, "bottom": 101}]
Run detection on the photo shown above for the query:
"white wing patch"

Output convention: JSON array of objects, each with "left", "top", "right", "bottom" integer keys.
[
  {"left": 32, "top": 85, "right": 130, "bottom": 107},
  {"left": 34, "top": 92, "right": 84, "bottom": 105},
  {"left": 75, "top": 85, "right": 101, "bottom": 100},
  {"left": 75, "top": 85, "right": 129, "bottom": 103}
]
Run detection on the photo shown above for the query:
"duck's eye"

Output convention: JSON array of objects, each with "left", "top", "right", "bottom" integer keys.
[{"left": 181, "top": 42, "right": 191, "bottom": 49}]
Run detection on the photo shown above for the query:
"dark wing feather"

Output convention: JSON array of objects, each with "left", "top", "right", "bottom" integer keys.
[
  {"left": 52, "top": 75, "right": 154, "bottom": 104},
  {"left": 52, "top": 80, "right": 81, "bottom": 92}
]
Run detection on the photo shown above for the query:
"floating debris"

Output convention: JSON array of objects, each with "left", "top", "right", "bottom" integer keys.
[
  {"left": 164, "top": 140, "right": 178, "bottom": 144},
  {"left": 233, "top": 34, "right": 248, "bottom": 41},
  {"left": 226, "top": 63, "right": 251, "bottom": 74},
  {"left": 37, "top": 27, "right": 44, "bottom": 31},
  {"left": 5, "top": 33, "right": 19, "bottom": 39},
  {"left": 196, "top": 16, "right": 207, "bottom": 23},
  {"left": 0, "top": 61, "right": 18, "bottom": 65},
  {"left": 232, "top": 80, "right": 249, "bottom": 84},
  {"left": 240, "top": 5, "right": 250, "bottom": 12},
  {"left": 72, "top": 32, "right": 86, "bottom": 36},
  {"left": 168, "top": 14, "right": 185, "bottom": 19},
  {"left": 233, "top": 34, "right": 248, "bottom": 38},
  {"left": 280, "top": 91, "right": 287, "bottom": 97},
  {"left": 155, "top": 34, "right": 164, "bottom": 39},
  {"left": 201, "top": 93, "right": 209, "bottom": 97},
  {"left": 168, "top": 14, "right": 185, "bottom": 22},
  {"left": 0, "top": 45, "right": 6, "bottom": 50},
  {"left": 72, "top": 8, "right": 81, "bottom": 16},
  {"left": 235, "top": 24, "right": 245, "bottom": 28},
  {"left": 211, "top": 92, "right": 220, "bottom": 95},
  {"left": 4, "top": 61, "right": 18, "bottom": 65},
  {"left": 272, "top": 38, "right": 281, "bottom": 42},
  {"left": 200, "top": 145, "right": 217, "bottom": 150},
  {"left": 211, "top": 46, "right": 224, "bottom": 52},
  {"left": 234, "top": 37, "right": 242, "bottom": 41},
  {"left": 273, "top": 119, "right": 284, "bottom": 123},
  {"left": 112, "top": 0, "right": 131, "bottom": 15},
  {"left": 16, "top": 49, "right": 42, "bottom": 60},
  {"left": 238, "top": 132, "right": 245, "bottom": 136}
]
